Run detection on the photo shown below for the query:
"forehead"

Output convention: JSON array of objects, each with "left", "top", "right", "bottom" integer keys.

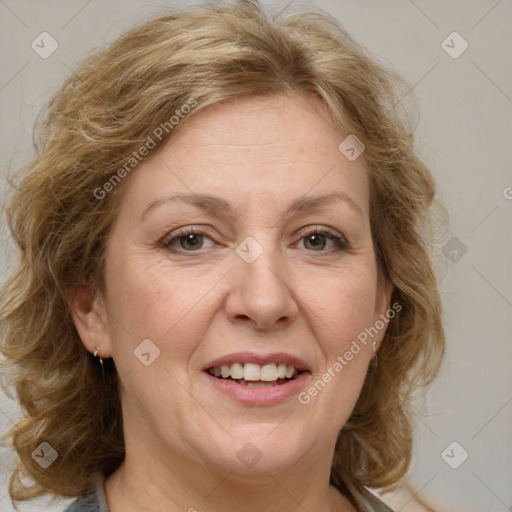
[{"left": 115, "top": 93, "right": 370, "bottom": 218}]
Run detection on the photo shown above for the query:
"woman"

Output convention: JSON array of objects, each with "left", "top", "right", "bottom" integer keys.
[{"left": 0, "top": 1, "right": 445, "bottom": 511}]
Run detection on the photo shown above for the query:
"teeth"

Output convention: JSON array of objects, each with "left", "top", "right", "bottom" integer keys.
[
  {"left": 243, "top": 363, "right": 261, "bottom": 381},
  {"left": 221, "top": 365, "right": 230, "bottom": 379},
  {"left": 231, "top": 362, "right": 244, "bottom": 379},
  {"left": 208, "top": 362, "right": 300, "bottom": 382},
  {"left": 260, "top": 363, "right": 277, "bottom": 381}
]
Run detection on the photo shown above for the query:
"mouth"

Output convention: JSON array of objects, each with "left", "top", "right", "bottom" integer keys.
[
  {"left": 202, "top": 352, "right": 311, "bottom": 404},
  {"left": 206, "top": 362, "right": 305, "bottom": 387}
]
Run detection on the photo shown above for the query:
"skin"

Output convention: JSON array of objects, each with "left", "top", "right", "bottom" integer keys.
[{"left": 70, "top": 92, "right": 392, "bottom": 512}]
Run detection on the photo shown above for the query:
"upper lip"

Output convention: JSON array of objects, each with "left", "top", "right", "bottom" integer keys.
[{"left": 202, "top": 351, "right": 311, "bottom": 372}]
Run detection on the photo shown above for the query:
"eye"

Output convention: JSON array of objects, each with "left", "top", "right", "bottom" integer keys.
[
  {"left": 161, "top": 226, "right": 348, "bottom": 254},
  {"left": 162, "top": 228, "right": 214, "bottom": 252},
  {"left": 298, "top": 227, "right": 348, "bottom": 252}
]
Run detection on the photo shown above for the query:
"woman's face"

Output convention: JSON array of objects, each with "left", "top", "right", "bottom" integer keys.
[{"left": 74, "top": 93, "right": 391, "bottom": 479}]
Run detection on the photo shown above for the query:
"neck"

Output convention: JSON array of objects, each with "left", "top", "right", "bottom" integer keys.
[
  {"left": 104, "top": 446, "right": 356, "bottom": 512},
  {"left": 104, "top": 395, "right": 357, "bottom": 512}
]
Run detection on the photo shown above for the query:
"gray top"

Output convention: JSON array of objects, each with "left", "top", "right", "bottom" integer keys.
[
  {"left": 63, "top": 475, "right": 394, "bottom": 512},
  {"left": 64, "top": 475, "right": 109, "bottom": 512},
  {"left": 360, "top": 488, "right": 395, "bottom": 512}
]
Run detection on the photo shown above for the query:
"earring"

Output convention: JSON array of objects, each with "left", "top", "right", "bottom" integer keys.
[
  {"left": 371, "top": 341, "right": 378, "bottom": 366},
  {"left": 93, "top": 347, "right": 104, "bottom": 376}
]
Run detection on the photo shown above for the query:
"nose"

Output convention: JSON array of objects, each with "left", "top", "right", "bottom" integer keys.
[{"left": 224, "top": 240, "right": 299, "bottom": 330}]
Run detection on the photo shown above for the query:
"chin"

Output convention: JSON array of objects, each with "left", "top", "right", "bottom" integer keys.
[{"left": 199, "top": 428, "right": 313, "bottom": 476}]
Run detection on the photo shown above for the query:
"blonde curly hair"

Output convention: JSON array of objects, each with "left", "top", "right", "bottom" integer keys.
[{"left": 0, "top": 1, "right": 445, "bottom": 509}]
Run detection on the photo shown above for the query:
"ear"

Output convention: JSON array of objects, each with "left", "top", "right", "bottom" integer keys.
[
  {"left": 373, "top": 274, "right": 394, "bottom": 352},
  {"left": 66, "top": 285, "right": 112, "bottom": 358}
]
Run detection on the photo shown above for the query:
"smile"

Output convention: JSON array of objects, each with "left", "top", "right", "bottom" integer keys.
[
  {"left": 207, "top": 362, "right": 302, "bottom": 386},
  {"left": 203, "top": 365, "right": 310, "bottom": 405}
]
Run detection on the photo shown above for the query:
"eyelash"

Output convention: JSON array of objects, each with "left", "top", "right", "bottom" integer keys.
[{"left": 161, "top": 226, "right": 349, "bottom": 255}]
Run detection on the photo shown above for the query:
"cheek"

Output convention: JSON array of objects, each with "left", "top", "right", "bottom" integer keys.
[
  {"left": 104, "top": 258, "right": 219, "bottom": 365},
  {"left": 302, "top": 270, "right": 376, "bottom": 421},
  {"left": 303, "top": 266, "right": 378, "bottom": 350},
  {"left": 315, "top": 268, "right": 378, "bottom": 412}
]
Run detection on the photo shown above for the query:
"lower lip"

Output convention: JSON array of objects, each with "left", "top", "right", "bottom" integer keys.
[{"left": 203, "top": 371, "right": 311, "bottom": 406}]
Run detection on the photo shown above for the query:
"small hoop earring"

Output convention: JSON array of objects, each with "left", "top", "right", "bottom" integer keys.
[
  {"left": 371, "top": 341, "right": 378, "bottom": 366},
  {"left": 93, "top": 347, "right": 104, "bottom": 376}
]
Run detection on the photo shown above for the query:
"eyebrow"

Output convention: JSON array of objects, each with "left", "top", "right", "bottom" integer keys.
[{"left": 140, "top": 192, "right": 363, "bottom": 221}]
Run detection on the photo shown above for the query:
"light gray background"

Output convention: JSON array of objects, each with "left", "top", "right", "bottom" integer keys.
[{"left": 1, "top": 1, "right": 511, "bottom": 511}]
